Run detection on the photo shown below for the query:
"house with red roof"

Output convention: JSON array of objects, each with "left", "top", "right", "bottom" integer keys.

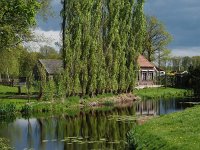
[{"left": 137, "top": 55, "right": 158, "bottom": 86}]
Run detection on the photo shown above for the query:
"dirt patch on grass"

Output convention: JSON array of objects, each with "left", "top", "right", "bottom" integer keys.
[{"left": 85, "top": 93, "right": 139, "bottom": 107}]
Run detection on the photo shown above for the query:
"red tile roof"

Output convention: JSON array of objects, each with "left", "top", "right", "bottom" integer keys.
[{"left": 137, "top": 55, "right": 155, "bottom": 68}]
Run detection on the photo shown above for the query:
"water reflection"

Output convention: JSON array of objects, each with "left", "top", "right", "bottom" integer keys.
[
  {"left": 0, "top": 111, "right": 134, "bottom": 150},
  {"left": 0, "top": 98, "right": 197, "bottom": 150},
  {"left": 135, "top": 98, "right": 195, "bottom": 116}
]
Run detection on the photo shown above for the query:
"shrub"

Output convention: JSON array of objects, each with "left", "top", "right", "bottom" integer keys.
[
  {"left": 42, "top": 79, "right": 56, "bottom": 101},
  {"left": 21, "top": 104, "right": 32, "bottom": 115},
  {"left": 54, "top": 73, "right": 66, "bottom": 102},
  {"left": 0, "top": 103, "right": 16, "bottom": 116}
]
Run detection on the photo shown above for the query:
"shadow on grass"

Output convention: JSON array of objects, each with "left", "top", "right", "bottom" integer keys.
[{"left": 0, "top": 92, "right": 39, "bottom": 100}]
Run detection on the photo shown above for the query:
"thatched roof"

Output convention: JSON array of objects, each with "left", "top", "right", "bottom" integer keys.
[{"left": 38, "top": 59, "right": 63, "bottom": 75}]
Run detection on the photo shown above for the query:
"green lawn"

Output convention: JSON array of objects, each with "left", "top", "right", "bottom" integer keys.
[
  {"left": 128, "top": 105, "right": 200, "bottom": 150},
  {"left": 0, "top": 84, "right": 30, "bottom": 93},
  {"left": 134, "top": 87, "right": 190, "bottom": 99},
  {"left": 0, "top": 85, "right": 114, "bottom": 115},
  {"left": 0, "top": 85, "right": 34, "bottom": 112}
]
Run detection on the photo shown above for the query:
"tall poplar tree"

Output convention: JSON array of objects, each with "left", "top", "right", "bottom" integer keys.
[
  {"left": 62, "top": 0, "right": 146, "bottom": 97},
  {"left": 118, "top": 0, "right": 133, "bottom": 93}
]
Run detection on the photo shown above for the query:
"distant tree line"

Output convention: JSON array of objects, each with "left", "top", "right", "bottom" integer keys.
[
  {"left": 159, "top": 56, "right": 200, "bottom": 92},
  {"left": 61, "top": 0, "right": 146, "bottom": 96},
  {"left": 163, "top": 56, "right": 200, "bottom": 72}
]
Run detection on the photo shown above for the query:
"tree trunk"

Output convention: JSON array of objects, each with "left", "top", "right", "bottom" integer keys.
[
  {"left": 18, "top": 86, "right": 21, "bottom": 95},
  {"left": 148, "top": 50, "right": 151, "bottom": 62},
  {"left": 62, "top": 0, "right": 67, "bottom": 69}
]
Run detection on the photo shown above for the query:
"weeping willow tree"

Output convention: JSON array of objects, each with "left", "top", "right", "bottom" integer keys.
[{"left": 61, "top": 0, "right": 145, "bottom": 96}]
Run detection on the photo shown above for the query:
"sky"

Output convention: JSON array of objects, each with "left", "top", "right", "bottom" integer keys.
[{"left": 34, "top": 0, "right": 200, "bottom": 56}]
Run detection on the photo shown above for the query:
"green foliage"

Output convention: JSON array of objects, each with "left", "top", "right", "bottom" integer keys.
[
  {"left": 39, "top": 45, "right": 60, "bottom": 59},
  {"left": 0, "top": 0, "right": 55, "bottom": 78},
  {"left": 66, "top": 96, "right": 80, "bottom": 104},
  {"left": 0, "top": 103, "right": 16, "bottom": 116},
  {"left": 19, "top": 50, "right": 42, "bottom": 77},
  {"left": 128, "top": 105, "right": 200, "bottom": 150},
  {"left": 42, "top": 79, "right": 56, "bottom": 101},
  {"left": 0, "top": 0, "right": 40, "bottom": 51},
  {"left": 102, "top": 100, "right": 114, "bottom": 106},
  {"left": 54, "top": 74, "right": 66, "bottom": 101},
  {"left": 188, "top": 66, "right": 200, "bottom": 97},
  {"left": 21, "top": 104, "right": 32, "bottom": 115},
  {"left": 62, "top": 0, "right": 146, "bottom": 96},
  {"left": 166, "top": 56, "right": 200, "bottom": 72},
  {"left": 38, "top": 64, "right": 46, "bottom": 99},
  {"left": 142, "top": 16, "right": 172, "bottom": 62},
  {"left": 39, "top": 72, "right": 67, "bottom": 102},
  {"left": 26, "top": 72, "right": 34, "bottom": 100},
  {"left": 134, "top": 87, "right": 190, "bottom": 99},
  {"left": 0, "top": 85, "right": 21, "bottom": 94},
  {"left": 0, "top": 46, "right": 23, "bottom": 77}
]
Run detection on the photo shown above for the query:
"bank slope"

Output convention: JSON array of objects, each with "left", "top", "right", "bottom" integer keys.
[
  {"left": 134, "top": 87, "right": 190, "bottom": 99},
  {"left": 128, "top": 106, "right": 200, "bottom": 150}
]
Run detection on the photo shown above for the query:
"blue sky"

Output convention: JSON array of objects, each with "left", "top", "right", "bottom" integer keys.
[{"left": 34, "top": 0, "right": 200, "bottom": 56}]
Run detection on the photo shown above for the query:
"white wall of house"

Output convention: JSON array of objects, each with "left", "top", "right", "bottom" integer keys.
[{"left": 138, "top": 67, "right": 157, "bottom": 85}]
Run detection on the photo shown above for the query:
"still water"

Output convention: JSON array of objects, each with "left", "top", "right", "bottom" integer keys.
[{"left": 0, "top": 98, "right": 197, "bottom": 150}]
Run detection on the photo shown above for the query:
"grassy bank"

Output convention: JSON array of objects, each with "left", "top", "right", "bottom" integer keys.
[
  {"left": 134, "top": 87, "right": 191, "bottom": 99},
  {"left": 128, "top": 105, "right": 200, "bottom": 150},
  {"left": 0, "top": 85, "right": 136, "bottom": 116},
  {"left": 0, "top": 85, "right": 190, "bottom": 116}
]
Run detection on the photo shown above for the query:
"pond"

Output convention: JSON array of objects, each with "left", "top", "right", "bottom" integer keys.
[{"left": 0, "top": 98, "right": 198, "bottom": 150}]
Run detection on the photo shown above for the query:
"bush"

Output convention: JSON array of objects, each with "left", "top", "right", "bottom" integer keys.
[
  {"left": 21, "top": 104, "right": 32, "bottom": 115},
  {"left": 42, "top": 79, "right": 56, "bottom": 101},
  {"left": 0, "top": 103, "right": 16, "bottom": 116},
  {"left": 54, "top": 73, "right": 66, "bottom": 102}
]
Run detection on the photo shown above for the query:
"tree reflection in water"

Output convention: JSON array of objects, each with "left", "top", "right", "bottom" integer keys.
[{"left": 0, "top": 98, "right": 195, "bottom": 150}]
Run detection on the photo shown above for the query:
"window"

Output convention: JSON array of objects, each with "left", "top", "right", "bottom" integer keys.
[
  {"left": 149, "top": 72, "right": 153, "bottom": 80},
  {"left": 142, "top": 72, "right": 147, "bottom": 81}
]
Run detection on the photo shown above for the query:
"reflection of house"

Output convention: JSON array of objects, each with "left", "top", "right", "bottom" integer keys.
[
  {"left": 34, "top": 59, "right": 63, "bottom": 80},
  {"left": 137, "top": 55, "right": 157, "bottom": 85},
  {"left": 136, "top": 100, "right": 159, "bottom": 116}
]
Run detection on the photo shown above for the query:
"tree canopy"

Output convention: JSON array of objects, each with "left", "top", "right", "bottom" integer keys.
[
  {"left": 0, "top": 0, "right": 41, "bottom": 51},
  {"left": 61, "top": 0, "right": 146, "bottom": 96},
  {"left": 142, "top": 16, "right": 172, "bottom": 62},
  {"left": 0, "top": 0, "right": 55, "bottom": 79},
  {"left": 39, "top": 45, "right": 60, "bottom": 59}
]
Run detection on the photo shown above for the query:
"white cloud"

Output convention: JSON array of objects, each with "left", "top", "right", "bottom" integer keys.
[
  {"left": 25, "top": 28, "right": 61, "bottom": 51},
  {"left": 172, "top": 47, "right": 200, "bottom": 57}
]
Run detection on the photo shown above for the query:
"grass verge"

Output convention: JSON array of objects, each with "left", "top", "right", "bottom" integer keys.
[
  {"left": 134, "top": 87, "right": 191, "bottom": 100},
  {"left": 127, "top": 105, "right": 200, "bottom": 150}
]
